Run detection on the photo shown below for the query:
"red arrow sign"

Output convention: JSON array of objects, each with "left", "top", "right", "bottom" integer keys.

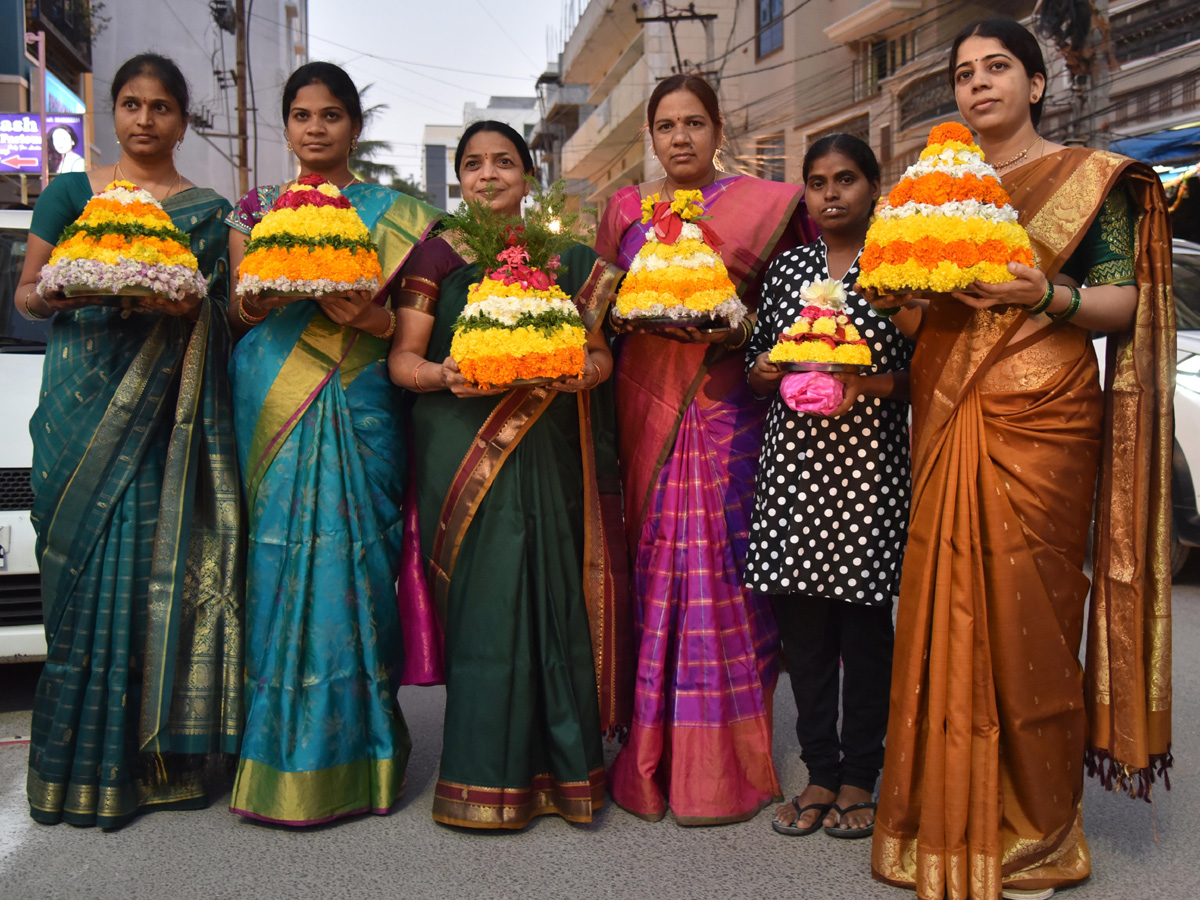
[{"left": 1, "top": 154, "right": 39, "bottom": 168}]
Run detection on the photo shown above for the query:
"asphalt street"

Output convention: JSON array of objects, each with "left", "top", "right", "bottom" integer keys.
[{"left": 3, "top": 563, "right": 1199, "bottom": 900}]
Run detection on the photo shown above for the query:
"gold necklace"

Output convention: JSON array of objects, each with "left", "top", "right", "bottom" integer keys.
[
  {"left": 113, "top": 160, "right": 184, "bottom": 201},
  {"left": 993, "top": 136, "right": 1043, "bottom": 171}
]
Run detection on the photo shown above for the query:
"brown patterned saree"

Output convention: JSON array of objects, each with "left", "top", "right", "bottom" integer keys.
[{"left": 872, "top": 148, "right": 1174, "bottom": 898}]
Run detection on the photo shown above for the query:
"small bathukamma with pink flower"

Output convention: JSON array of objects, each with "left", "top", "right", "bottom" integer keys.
[{"left": 38, "top": 180, "right": 208, "bottom": 301}]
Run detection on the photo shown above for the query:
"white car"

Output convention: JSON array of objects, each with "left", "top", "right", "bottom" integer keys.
[
  {"left": 1161, "top": 239, "right": 1200, "bottom": 575},
  {"left": 0, "top": 207, "right": 48, "bottom": 662},
  {"left": 1095, "top": 238, "right": 1200, "bottom": 577}
]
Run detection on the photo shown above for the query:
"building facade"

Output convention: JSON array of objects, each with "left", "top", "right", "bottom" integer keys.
[
  {"left": 541, "top": 0, "right": 1196, "bottom": 216},
  {"left": 1, "top": 0, "right": 97, "bottom": 206},
  {"left": 91, "top": 0, "right": 308, "bottom": 205},
  {"left": 422, "top": 95, "right": 539, "bottom": 212}
]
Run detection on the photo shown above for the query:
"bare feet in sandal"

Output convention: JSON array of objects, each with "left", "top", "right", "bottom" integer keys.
[
  {"left": 772, "top": 784, "right": 836, "bottom": 836},
  {"left": 822, "top": 785, "right": 876, "bottom": 837}
]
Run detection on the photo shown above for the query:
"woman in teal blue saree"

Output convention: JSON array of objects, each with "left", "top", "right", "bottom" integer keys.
[
  {"left": 226, "top": 63, "right": 440, "bottom": 825},
  {"left": 15, "top": 55, "right": 242, "bottom": 829}
]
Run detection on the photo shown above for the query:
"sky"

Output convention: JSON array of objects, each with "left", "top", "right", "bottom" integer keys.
[{"left": 307, "top": 0, "right": 568, "bottom": 183}]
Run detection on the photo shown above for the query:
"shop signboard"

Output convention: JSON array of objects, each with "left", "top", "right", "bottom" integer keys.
[{"left": 0, "top": 113, "right": 43, "bottom": 174}]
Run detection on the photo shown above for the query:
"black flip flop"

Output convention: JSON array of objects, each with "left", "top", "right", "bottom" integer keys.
[
  {"left": 772, "top": 798, "right": 833, "bottom": 836},
  {"left": 823, "top": 800, "right": 877, "bottom": 838}
]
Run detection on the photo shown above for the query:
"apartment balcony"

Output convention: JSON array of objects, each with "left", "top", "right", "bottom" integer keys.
[
  {"left": 25, "top": 0, "right": 92, "bottom": 73},
  {"left": 562, "top": 57, "right": 648, "bottom": 182},
  {"left": 562, "top": 0, "right": 642, "bottom": 87}
]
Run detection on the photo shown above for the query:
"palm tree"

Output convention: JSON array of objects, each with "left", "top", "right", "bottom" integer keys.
[{"left": 349, "top": 85, "right": 399, "bottom": 185}]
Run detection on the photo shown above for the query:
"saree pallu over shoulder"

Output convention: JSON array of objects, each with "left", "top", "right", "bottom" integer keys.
[
  {"left": 28, "top": 188, "right": 241, "bottom": 828},
  {"left": 372, "top": 192, "right": 443, "bottom": 287},
  {"left": 978, "top": 149, "right": 1173, "bottom": 790},
  {"left": 872, "top": 147, "right": 1173, "bottom": 898},
  {"left": 598, "top": 175, "right": 815, "bottom": 545}
]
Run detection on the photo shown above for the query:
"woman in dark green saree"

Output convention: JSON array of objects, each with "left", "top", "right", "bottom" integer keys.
[
  {"left": 14, "top": 55, "right": 242, "bottom": 829},
  {"left": 389, "top": 121, "right": 629, "bottom": 829}
]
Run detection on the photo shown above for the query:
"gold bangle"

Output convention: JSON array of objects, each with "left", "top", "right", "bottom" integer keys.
[
  {"left": 238, "top": 297, "right": 267, "bottom": 325},
  {"left": 727, "top": 318, "right": 751, "bottom": 351},
  {"left": 23, "top": 289, "right": 53, "bottom": 320},
  {"left": 371, "top": 309, "right": 396, "bottom": 341},
  {"left": 413, "top": 360, "right": 432, "bottom": 392}
]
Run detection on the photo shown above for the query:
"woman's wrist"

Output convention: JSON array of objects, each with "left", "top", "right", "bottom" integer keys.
[
  {"left": 367, "top": 306, "right": 396, "bottom": 340},
  {"left": 412, "top": 359, "right": 442, "bottom": 392},
  {"left": 20, "top": 287, "right": 53, "bottom": 321},
  {"left": 1028, "top": 278, "right": 1056, "bottom": 315}
]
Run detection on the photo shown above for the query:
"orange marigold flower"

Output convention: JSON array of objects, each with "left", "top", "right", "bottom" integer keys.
[
  {"left": 1012, "top": 247, "right": 1035, "bottom": 266},
  {"left": 911, "top": 172, "right": 953, "bottom": 205},
  {"left": 929, "top": 122, "right": 973, "bottom": 146},
  {"left": 944, "top": 240, "right": 979, "bottom": 267},
  {"left": 913, "top": 237, "right": 944, "bottom": 269},
  {"left": 883, "top": 240, "right": 914, "bottom": 266},
  {"left": 888, "top": 180, "right": 915, "bottom": 207},
  {"left": 977, "top": 240, "right": 1010, "bottom": 264},
  {"left": 861, "top": 243, "right": 885, "bottom": 270}
]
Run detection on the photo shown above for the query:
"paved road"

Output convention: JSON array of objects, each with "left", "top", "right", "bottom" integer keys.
[{"left": 3, "top": 565, "right": 1200, "bottom": 900}]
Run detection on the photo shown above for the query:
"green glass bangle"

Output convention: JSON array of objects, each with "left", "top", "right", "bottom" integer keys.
[
  {"left": 874, "top": 306, "right": 902, "bottom": 318},
  {"left": 1047, "top": 285, "right": 1082, "bottom": 323},
  {"left": 1028, "top": 279, "right": 1055, "bottom": 315}
]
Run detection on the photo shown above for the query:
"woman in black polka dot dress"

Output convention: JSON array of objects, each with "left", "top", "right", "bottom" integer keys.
[{"left": 745, "top": 135, "right": 921, "bottom": 839}]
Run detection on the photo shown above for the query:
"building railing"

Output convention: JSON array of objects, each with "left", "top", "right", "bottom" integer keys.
[{"left": 25, "top": 0, "right": 93, "bottom": 70}]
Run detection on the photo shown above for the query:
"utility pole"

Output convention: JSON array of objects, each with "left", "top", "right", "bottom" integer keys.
[
  {"left": 1038, "top": 0, "right": 1112, "bottom": 148},
  {"left": 634, "top": 1, "right": 717, "bottom": 74},
  {"left": 235, "top": 0, "right": 249, "bottom": 196}
]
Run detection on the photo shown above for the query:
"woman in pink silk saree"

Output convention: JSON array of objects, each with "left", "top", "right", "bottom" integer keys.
[{"left": 596, "top": 74, "right": 817, "bottom": 824}]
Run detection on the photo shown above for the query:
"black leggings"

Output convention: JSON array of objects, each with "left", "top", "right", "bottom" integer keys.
[{"left": 770, "top": 593, "right": 894, "bottom": 794}]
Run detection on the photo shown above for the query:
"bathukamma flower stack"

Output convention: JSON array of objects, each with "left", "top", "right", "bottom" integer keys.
[
  {"left": 451, "top": 238, "right": 587, "bottom": 387},
  {"left": 447, "top": 179, "right": 591, "bottom": 388},
  {"left": 769, "top": 277, "right": 871, "bottom": 367},
  {"left": 38, "top": 180, "right": 207, "bottom": 300},
  {"left": 613, "top": 189, "right": 745, "bottom": 326},
  {"left": 236, "top": 173, "right": 382, "bottom": 297},
  {"left": 858, "top": 122, "right": 1034, "bottom": 292}
]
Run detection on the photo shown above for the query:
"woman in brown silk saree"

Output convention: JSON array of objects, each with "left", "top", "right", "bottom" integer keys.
[{"left": 871, "top": 19, "right": 1173, "bottom": 900}]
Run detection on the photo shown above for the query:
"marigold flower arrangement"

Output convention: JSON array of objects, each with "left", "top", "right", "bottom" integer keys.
[
  {"left": 38, "top": 180, "right": 208, "bottom": 301},
  {"left": 858, "top": 122, "right": 1035, "bottom": 293},
  {"left": 769, "top": 278, "right": 872, "bottom": 367},
  {"left": 448, "top": 179, "right": 593, "bottom": 388},
  {"left": 614, "top": 189, "right": 745, "bottom": 326},
  {"left": 236, "top": 173, "right": 382, "bottom": 297}
]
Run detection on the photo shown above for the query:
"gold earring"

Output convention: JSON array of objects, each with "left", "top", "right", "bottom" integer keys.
[
  {"left": 286, "top": 139, "right": 293, "bottom": 151},
  {"left": 351, "top": 137, "right": 359, "bottom": 152}
]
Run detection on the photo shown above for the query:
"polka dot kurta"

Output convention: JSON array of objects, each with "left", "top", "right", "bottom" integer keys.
[{"left": 743, "top": 241, "right": 913, "bottom": 605}]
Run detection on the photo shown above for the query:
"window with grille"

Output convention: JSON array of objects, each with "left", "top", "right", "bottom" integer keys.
[
  {"left": 757, "top": 134, "right": 786, "bottom": 182},
  {"left": 857, "top": 31, "right": 916, "bottom": 99},
  {"left": 757, "top": 0, "right": 784, "bottom": 59}
]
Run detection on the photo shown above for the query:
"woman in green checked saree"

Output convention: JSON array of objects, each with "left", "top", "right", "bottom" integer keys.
[
  {"left": 225, "top": 63, "right": 440, "bottom": 825},
  {"left": 14, "top": 55, "right": 242, "bottom": 829}
]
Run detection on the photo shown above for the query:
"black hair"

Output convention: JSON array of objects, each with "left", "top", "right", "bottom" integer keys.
[
  {"left": 803, "top": 133, "right": 881, "bottom": 185},
  {"left": 48, "top": 124, "right": 80, "bottom": 150},
  {"left": 110, "top": 53, "right": 190, "bottom": 116},
  {"left": 454, "top": 120, "right": 535, "bottom": 179},
  {"left": 647, "top": 74, "right": 722, "bottom": 131},
  {"left": 281, "top": 62, "right": 363, "bottom": 128},
  {"left": 948, "top": 18, "right": 1048, "bottom": 128}
]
